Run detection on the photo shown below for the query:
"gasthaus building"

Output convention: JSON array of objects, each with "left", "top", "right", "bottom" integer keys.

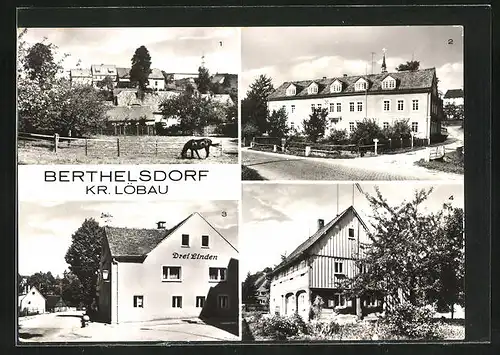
[
  {"left": 269, "top": 206, "right": 382, "bottom": 321},
  {"left": 267, "top": 53, "right": 445, "bottom": 143},
  {"left": 97, "top": 212, "right": 239, "bottom": 324}
]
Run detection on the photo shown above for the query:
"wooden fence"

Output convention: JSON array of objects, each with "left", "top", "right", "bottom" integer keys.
[{"left": 18, "top": 132, "right": 225, "bottom": 158}]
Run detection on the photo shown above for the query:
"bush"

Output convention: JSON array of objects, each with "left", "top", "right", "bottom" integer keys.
[
  {"left": 324, "top": 129, "right": 349, "bottom": 145},
  {"left": 349, "top": 118, "right": 385, "bottom": 145},
  {"left": 307, "top": 320, "right": 341, "bottom": 338},
  {"left": 253, "top": 314, "right": 307, "bottom": 340},
  {"left": 382, "top": 303, "right": 440, "bottom": 339}
]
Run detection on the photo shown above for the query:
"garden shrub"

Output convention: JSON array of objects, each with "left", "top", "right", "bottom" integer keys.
[
  {"left": 253, "top": 314, "right": 307, "bottom": 340},
  {"left": 307, "top": 319, "right": 341, "bottom": 338},
  {"left": 324, "top": 129, "right": 349, "bottom": 145},
  {"left": 382, "top": 303, "right": 441, "bottom": 339}
]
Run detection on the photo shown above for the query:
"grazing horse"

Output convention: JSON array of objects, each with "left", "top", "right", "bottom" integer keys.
[{"left": 181, "top": 138, "right": 220, "bottom": 159}]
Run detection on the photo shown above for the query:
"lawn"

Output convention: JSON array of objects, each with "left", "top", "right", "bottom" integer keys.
[
  {"left": 242, "top": 165, "right": 266, "bottom": 180},
  {"left": 414, "top": 149, "right": 464, "bottom": 175},
  {"left": 18, "top": 135, "right": 239, "bottom": 165}
]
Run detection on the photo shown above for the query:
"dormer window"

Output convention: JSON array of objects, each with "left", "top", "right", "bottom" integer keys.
[
  {"left": 330, "top": 80, "right": 342, "bottom": 93},
  {"left": 382, "top": 76, "right": 396, "bottom": 90},
  {"left": 355, "top": 79, "right": 368, "bottom": 91},
  {"left": 286, "top": 84, "right": 296, "bottom": 96},
  {"left": 307, "top": 83, "right": 318, "bottom": 95}
]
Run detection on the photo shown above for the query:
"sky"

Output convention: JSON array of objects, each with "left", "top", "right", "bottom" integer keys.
[
  {"left": 18, "top": 200, "right": 238, "bottom": 277},
  {"left": 240, "top": 182, "right": 464, "bottom": 277},
  {"left": 241, "top": 26, "right": 463, "bottom": 97},
  {"left": 19, "top": 27, "right": 240, "bottom": 74}
]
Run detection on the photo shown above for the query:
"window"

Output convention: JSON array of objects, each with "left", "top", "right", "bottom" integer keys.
[
  {"left": 397, "top": 100, "right": 404, "bottom": 111},
  {"left": 308, "top": 84, "right": 318, "bottom": 94},
  {"left": 349, "top": 102, "right": 355, "bottom": 112},
  {"left": 383, "top": 122, "right": 389, "bottom": 130},
  {"left": 181, "top": 234, "right": 189, "bottom": 247},
  {"left": 336, "top": 103, "right": 341, "bottom": 112},
  {"left": 162, "top": 266, "right": 181, "bottom": 281},
  {"left": 290, "top": 122, "right": 295, "bottom": 129},
  {"left": 411, "top": 122, "right": 418, "bottom": 133},
  {"left": 32, "top": 291, "right": 35, "bottom": 295},
  {"left": 155, "top": 81, "right": 158, "bottom": 86},
  {"left": 286, "top": 86, "right": 296, "bottom": 96},
  {"left": 331, "top": 82, "right": 342, "bottom": 93},
  {"left": 133, "top": 295, "right": 144, "bottom": 308},
  {"left": 355, "top": 81, "right": 367, "bottom": 91},
  {"left": 201, "top": 235, "right": 209, "bottom": 248},
  {"left": 348, "top": 228, "right": 355, "bottom": 239},
  {"left": 333, "top": 294, "right": 346, "bottom": 307},
  {"left": 218, "top": 295, "right": 229, "bottom": 309},
  {"left": 311, "top": 104, "right": 315, "bottom": 111},
  {"left": 327, "top": 299, "right": 336, "bottom": 308},
  {"left": 172, "top": 296, "right": 182, "bottom": 308},
  {"left": 366, "top": 295, "right": 377, "bottom": 307},
  {"left": 209, "top": 267, "right": 227, "bottom": 281},
  {"left": 196, "top": 296, "right": 205, "bottom": 308},
  {"left": 357, "top": 101, "right": 363, "bottom": 112},
  {"left": 329, "top": 103, "right": 335, "bottom": 112},
  {"left": 334, "top": 261, "right": 344, "bottom": 274},
  {"left": 317, "top": 104, "right": 322, "bottom": 110},
  {"left": 349, "top": 122, "right": 355, "bottom": 132},
  {"left": 291, "top": 105, "right": 295, "bottom": 113},
  {"left": 412, "top": 99, "right": 419, "bottom": 111},
  {"left": 382, "top": 79, "right": 396, "bottom": 89},
  {"left": 383, "top": 100, "right": 390, "bottom": 111}
]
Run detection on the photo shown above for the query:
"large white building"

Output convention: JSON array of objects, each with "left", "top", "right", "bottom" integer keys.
[{"left": 267, "top": 58, "right": 445, "bottom": 142}]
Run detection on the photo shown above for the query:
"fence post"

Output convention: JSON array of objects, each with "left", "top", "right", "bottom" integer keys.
[
  {"left": 85, "top": 138, "right": 88, "bottom": 156},
  {"left": 373, "top": 138, "right": 379, "bottom": 156},
  {"left": 117, "top": 138, "right": 120, "bottom": 157},
  {"left": 54, "top": 133, "right": 59, "bottom": 153},
  {"left": 273, "top": 144, "right": 277, "bottom": 152},
  {"left": 250, "top": 142, "right": 254, "bottom": 148},
  {"left": 425, "top": 147, "right": 430, "bottom": 162},
  {"left": 281, "top": 138, "right": 286, "bottom": 152},
  {"left": 305, "top": 146, "right": 311, "bottom": 157}
]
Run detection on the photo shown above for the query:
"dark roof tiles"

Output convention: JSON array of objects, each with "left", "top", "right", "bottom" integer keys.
[
  {"left": 444, "top": 89, "right": 464, "bottom": 99},
  {"left": 268, "top": 68, "right": 436, "bottom": 100}
]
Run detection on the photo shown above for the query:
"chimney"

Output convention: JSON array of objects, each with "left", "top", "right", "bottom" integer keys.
[
  {"left": 156, "top": 221, "right": 166, "bottom": 229},
  {"left": 343, "top": 74, "right": 347, "bottom": 77},
  {"left": 322, "top": 76, "right": 327, "bottom": 80},
  {"left": 317, "top": 219, "right": 325, "bottom": 230}
]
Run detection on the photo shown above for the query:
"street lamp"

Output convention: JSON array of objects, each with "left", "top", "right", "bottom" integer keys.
[{"left": 102, "top": 269, "right": 109, "bottom": 281}]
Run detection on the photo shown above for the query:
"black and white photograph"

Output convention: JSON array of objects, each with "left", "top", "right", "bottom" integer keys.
[
  {"left": 17, "top": 27, "right": 239, "bottom": 164},
  {"left": 240, "top": 26, "right": 464, "bottom": 181},
  {"left": 241, "top": 183, "right": 464, "bottom": 341},
  {"left": 17, "top": 201, "right": 240, "bottom": 342}
]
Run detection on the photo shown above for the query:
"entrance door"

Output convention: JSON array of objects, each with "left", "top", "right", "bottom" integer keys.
[
  {"left": 285, "top": 293, "right": 295, "bottom": 316},
  {"left": 297, "top": 291, "right": 308, "bottom": 320}
]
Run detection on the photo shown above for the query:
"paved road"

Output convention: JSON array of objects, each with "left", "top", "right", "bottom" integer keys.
[
  {"left": 18, "top": 311, "right": 239, "bottom": 342},
  {"left": 242, "top": 149, "right": 463, "bottom": 181}
]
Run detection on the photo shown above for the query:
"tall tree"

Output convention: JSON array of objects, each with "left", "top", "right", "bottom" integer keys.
[
  {"left": 302, "top": 107, "right": 328, "bottom": 142},
  {"left": 60, "top": 270, "right": 85, "bottom": 307},
  {"left": 195, "top": 66, "right": 211, "bottom": 94},
  {"left": 342, "top": 188, "right": 465, "bottom": 313},
  {"left": 26, "top": 271, "right": 59, "bottom": 295},
  {"left": 396, "top": 60, "right": 420, "bottom": 71},
  {"left": 24, "top": 42, "right": 60, "bottom": 87},
  {"left": 242, "top": 272, "right": 258, "bottom": 304},
  {"left": 65, "top": 218, "right": 104, "bottom": 312},
  {"left": 241, "top": 75, "right": 275, "bottom": 135},
  {"left": 267, "top": 107, "right": 290, "bottom": 138},
  {"left": 129, "top": 45, "right": 152, "bottom": 91}
]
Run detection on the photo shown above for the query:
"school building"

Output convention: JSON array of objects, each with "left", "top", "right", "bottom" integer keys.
[
  {"left": 267, "top": 54, "right": 445, "bottom": 142},
  {"left": 97, "top": 212, "right": 239, "bottom": 324},
  {"left": 269, "top": 206, "right": 382, "bottom": 321}
]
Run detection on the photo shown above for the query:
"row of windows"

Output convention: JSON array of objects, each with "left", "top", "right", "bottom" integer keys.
[
  {"left": 181, "top": 234, "right": 210, "bottom": 248},
  {"left": 349, "top": 121, "right": 418, "bottom": 132},
  {"left": 162, "top": 266, "right": 227, "bottom": 282},
  {"left": 286, "top": 77, "right": 397, "bottom": 97},
  {"left": 279, "top": 99, "right": 420, "bottom": 115},
  {"left": 132, "top": 295, "right": 230, "bottom": 309}
]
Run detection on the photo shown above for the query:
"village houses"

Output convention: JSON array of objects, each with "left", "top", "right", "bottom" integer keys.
[
  {"left": 267, "top": 54, "right": 446, "bottom": 143},
  {"left": 97, "top": 212, "right": 239, "bottom": 324}
]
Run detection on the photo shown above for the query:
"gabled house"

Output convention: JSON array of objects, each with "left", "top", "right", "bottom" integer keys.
[
  {"left": 443, "top": 89, "right": 464, "bottom": 106},
  {"left": 116, "top": 67, "right": 133, "bottom": 88},
  {"left": 97, "top": 212, "right": 239, "bottom": 324},
  {"left": 91, "top": 64, "right": 118, "bottom": 87},
  {"left": 46, "top": 295, "right": 69, "bottom": 313},
  {"left": 148, "top": 68, "right": 166, "bottom": 90},
  {"left": 254, "top": 273, "right": 271, "bottom": 306},
  {"left": 269, "top": 206, "right": 380, "bottom": 321},
  {"left": 70, "top": 69, "right": 92, "bottom": 86},
  {"left": 18, "top": 286, "right": 46, "bottom": 315}
]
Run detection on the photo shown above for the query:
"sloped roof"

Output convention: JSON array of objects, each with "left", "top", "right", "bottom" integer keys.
[
  {"left": 271, "top": 206, "right": 369, "bottom": 275},
  {"left": 116, "top": 67, "right": 131, "bottom": 78},
  {"left": 91, "top": 64, "right": 117, "bottom": 74},
  {"left": 46, "top": 295, "right": 67, "bottom": 309},
  {"left": 106, "top": 106, "right": 156, "bottom": 122},
  {"left": 268, "top": 68, "right": 436, "bottom": 101},
  {"left": 150, "top": 68, "right": 164, "bottom": 79},
  {"left": 444, "top": 89, "right": 464, "bottom": 99}
]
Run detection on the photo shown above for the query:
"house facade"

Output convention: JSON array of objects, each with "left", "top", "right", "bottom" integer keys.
[
  {"left": 443, "top": 89, "right": 464, "bottom": 106},
  {"left": 269, "top": 206, "right": 379, "bottom": 321},
  {"left": 148, "top": 68, "right": 166, "bottom": 90},
  {"left": 267, "top": 61, "right": 444, "bottom": 142},
  {"left": 18, "top": 286, "right": 46, "bottom": 314},
  {"left": 91, "top": 64, "right": 118, "bottom": 87},
  {"left": 97, "top": 212, "right": 239, "bottom": 324},
  {"left": 70, "top": 69, "right": 92, "bottom": 86}
]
